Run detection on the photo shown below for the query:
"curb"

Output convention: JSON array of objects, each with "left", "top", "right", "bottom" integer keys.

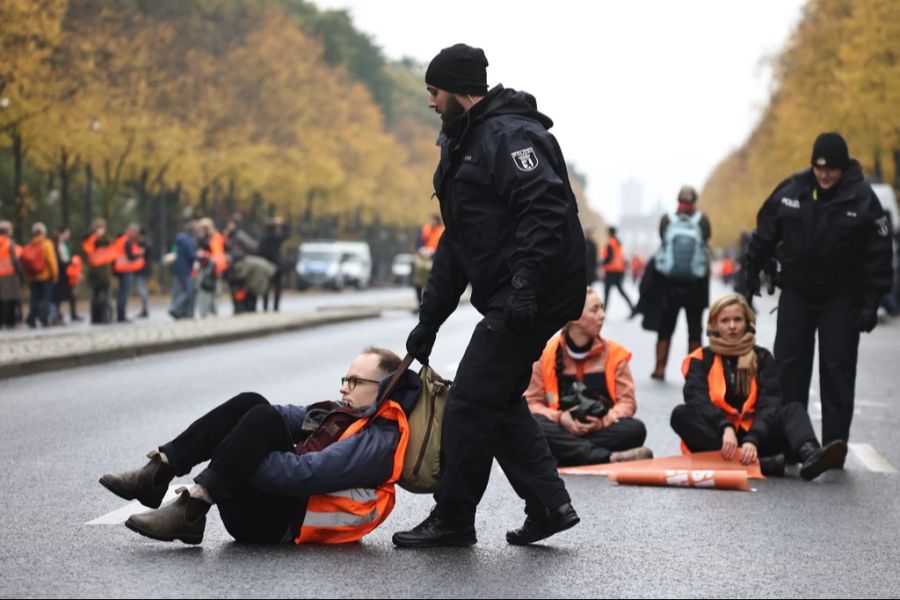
[{"left": 0, "top": 307, "right": 383, "bottom": 380}]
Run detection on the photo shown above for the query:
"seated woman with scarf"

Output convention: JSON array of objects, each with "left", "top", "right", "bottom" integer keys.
[{"left": 671, "top": 293, "right": 847, "bottom": 480}]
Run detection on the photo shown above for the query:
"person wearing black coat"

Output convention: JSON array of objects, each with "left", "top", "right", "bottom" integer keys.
[
  {"left": 395, "top": 44, "right": 586, "bottom": 549},
  {"left": 744, "top": 132, "right": 893, "bottom": 445},
  {"left": 671, "top": 293, "right": 847, "bottom": 481}
]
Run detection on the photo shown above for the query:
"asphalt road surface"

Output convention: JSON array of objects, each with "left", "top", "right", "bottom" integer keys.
[{"left": 1, "top": 282, "right": 898, "bottom": 598}]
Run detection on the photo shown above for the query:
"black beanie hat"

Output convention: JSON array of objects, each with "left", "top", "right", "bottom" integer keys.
[
  {"left": 425, "top": 43, "right": 489, "bottom": 96},
  {"left": 811, "top": 132, "right": 850, "bottom": 170}
]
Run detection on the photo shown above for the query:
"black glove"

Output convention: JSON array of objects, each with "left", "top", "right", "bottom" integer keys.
[
  {"left": 504, "top": 275, "right": 537, "bottom": 329},
  {"left": 859, "top": 305, "right": 879, "bottom": 333},
  {"left": 406, "top": 322, "right": 438, "bottom": 365},
  {"left": 744, "top": 270, "right": 761, "bottom": 299}
]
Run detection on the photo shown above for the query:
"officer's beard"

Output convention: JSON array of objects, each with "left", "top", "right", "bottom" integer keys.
[{"left": 440, "top": 95, "right": 467, "bottom": 133}]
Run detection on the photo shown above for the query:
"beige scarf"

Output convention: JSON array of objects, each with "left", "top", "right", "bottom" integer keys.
[{"left": 708, "top": 331, "right": 757, "bottom": 398}]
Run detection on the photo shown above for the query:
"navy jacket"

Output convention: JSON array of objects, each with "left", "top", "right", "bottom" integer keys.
[{"left": 249, "top": 370, "right": 420, "bottom": 498}]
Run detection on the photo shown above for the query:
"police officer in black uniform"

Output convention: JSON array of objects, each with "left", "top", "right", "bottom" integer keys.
[
  {"left": 744, "top": 132, "right": 893, "bottom": 447},
  {"left": 392, "top": 44, "right": 586, "bottom": 548}
]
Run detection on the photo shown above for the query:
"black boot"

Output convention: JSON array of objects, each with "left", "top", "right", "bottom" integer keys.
[
  {"left": 800, "top": 440, "right": 848, "bottom": 481},
  {"left": 99, "top": 450, "right": 174, "bottom": 509},
  {"left": 759, "top": 454, "right": 785, "bottom": 478},
  {"left": 392, "top": 510, "right": 476, "bottom": 548},
  {"left": 506, "top": 502, "right": 580, "bottom": 546}
]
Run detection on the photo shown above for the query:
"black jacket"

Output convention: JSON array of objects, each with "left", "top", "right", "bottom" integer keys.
[
  {"left": 746, "top": 161, "right": 893, "bottom": 306},
  {"left": 421, "top": 85, "right": 586, "bottom": 327},
  {"left": 683, "top": 346, "right": 781, "bottom": 449}
]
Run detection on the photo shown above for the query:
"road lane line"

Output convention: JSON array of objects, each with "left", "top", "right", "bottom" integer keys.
[
  {"left": 849, "top": 443, "right": 898, "bottom": 474},
  {"left": 87, "top": 486, "right": 182, "bottom": 525}
]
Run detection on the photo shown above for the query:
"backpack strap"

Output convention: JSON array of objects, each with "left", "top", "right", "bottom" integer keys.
[{"left": 378, "top": 353, "right": 414, "bottom": 403}]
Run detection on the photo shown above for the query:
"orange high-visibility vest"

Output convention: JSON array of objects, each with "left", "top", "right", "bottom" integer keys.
[
  {"left": 210, "top": 231, "right": 228, "bottom": 276},
  {"left": 540, "top": 333, "right": 633, "bottom": 410},
  {"left": 602, "top": 238, "right": 625, "bottom": 273},
  {"left": 82, "top": 232, "right": 121, "bottom": 267},
  {"left": 680, "top": 348, "right": 758, "bottom": 433},
  {"left": 113, "top": 236, "right": 145, "bottom": 274},
  {"left": 0, "top": 236, "right": 14, "bottom": 276},
  {"left": 420, "top": 224, "right": 444, "bottom": 251},
  {"left": 296, "top": 399, "right": 410, "bottom": 544}
]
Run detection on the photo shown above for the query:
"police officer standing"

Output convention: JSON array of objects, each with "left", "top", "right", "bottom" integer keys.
[
  {"left": 393, "top": 44, "right": 587, "bottom": 548},
  {"left": 745, "top": 132, "right": 893, "bottom": 447}
]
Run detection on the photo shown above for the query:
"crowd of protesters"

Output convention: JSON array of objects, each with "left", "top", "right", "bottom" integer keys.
[{"left": 0, "top": 212, "right": 289, "bottom": 330}]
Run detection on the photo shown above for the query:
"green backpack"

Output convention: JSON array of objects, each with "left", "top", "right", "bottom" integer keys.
[{"left": 383, "top": 354, "right": 450, "bottom": 494}]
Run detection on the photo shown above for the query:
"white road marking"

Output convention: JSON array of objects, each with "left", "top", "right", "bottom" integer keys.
[
  {"left": 849, "top": 443, "right": 898, "bottom": 474},
  {"left": 87, "top": 486, "right": 182, "bottom": 525}
]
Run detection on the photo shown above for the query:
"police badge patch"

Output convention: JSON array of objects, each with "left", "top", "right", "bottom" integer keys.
[
  {"left": 876, "top": 216, "right": 890, "bottom": 237},
  {"left": 511, "top": 147, "right": 539, "bottom": 172}
]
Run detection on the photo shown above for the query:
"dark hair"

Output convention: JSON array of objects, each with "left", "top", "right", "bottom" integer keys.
[{"left": 363, "top": 346, "right": 402, "bottom": 376}]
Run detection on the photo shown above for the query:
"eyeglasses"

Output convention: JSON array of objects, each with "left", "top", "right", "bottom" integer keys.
[{"left": 340, "top": 375, "right": 381, "bottom": 391}]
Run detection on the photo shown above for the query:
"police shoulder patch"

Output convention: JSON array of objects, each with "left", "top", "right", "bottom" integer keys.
[
  {"left": 511, "top": 147, "right": 539, "bottom": 172},
  {"left": 875, "top": 216, "right": 890, "bottom": 237}
]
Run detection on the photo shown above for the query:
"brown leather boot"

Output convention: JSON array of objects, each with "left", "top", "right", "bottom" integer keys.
[
  {"left": 99, "top": 450, "right": 174, "bottom": 509},
  {"left": 610, "top": 446, "right": 654, "bottom": 463},
  {"left": 125, "top": 487, "right": 209, "bottom": 545},
  {"left": 651, "top": 340, "right": 670, "bottom": 380}
]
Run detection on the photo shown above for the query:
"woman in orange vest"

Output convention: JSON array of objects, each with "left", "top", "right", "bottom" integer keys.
[
  {"left": 601, "top": 226, "right": 636, "bottom": 316},
  {"left": 671, "top": 293, "right": 847, "bottom": 480},
  {"left": 99, "top": 347, "right": 414, "bottom": 545},
  {"left": 525, "top": 287, "right": 652, "bottom": 466},
  {"left": 0, "top": 220, "right": 24, "bottom": 329}
]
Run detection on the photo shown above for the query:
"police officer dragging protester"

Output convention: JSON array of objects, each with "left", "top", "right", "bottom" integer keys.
[
  {"left": 393, "top": 44, "right": 587, "bottom": 548},
  {"left": 744, "top": 132, "right": 893, "bottom": 447}
]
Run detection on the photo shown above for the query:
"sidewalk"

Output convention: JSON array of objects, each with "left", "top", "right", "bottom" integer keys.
[{"left": 0, "top": 288, "right": 421, "bottom": 380}]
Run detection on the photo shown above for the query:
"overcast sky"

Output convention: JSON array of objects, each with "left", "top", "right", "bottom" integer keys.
[{"left": 312, "top": 0, "right": 805, "bottom": 223}]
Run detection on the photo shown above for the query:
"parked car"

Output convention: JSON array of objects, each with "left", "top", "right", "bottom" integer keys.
[
  {"left": 391, "top": 253, "right": 415, "bottom": 285},
  {"left": 295, "top": 241, "right": 372, "bottom": 290}
]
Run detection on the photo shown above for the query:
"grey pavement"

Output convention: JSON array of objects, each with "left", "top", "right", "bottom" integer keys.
[
  {"left": 0, "top": 287, "right": 420, "bottom": 379},
  {"left": 0, "top": 280, "right": 898, "bottom": 597}
]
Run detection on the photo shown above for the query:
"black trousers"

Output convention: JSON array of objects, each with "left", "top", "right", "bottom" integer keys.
[
  {"left": 775, "top": 289, "right": 860, "bottom": 444},
  {"left": 670, "top": 402, "right": 818, "bottom": 462},
  {"left": 604, "top": 272, "right": 636, "bottom": 313},
  {"left": 159, "top": 392, "right": 303, "bottom": 543},
  {"left": 535, "top": 415, "right": 647, "bottom": 466},
  {"left": 657, "top": 295, "right": 704, "bottom": 345},
  {"left": 263, "top": 270, "right": 283, "bottom": 312},
  {"left": 0, "top": 300, "right": 17, "bottom": 328},
  {"left": 435, "top": 313, "right": 571, "bottom": 526}
]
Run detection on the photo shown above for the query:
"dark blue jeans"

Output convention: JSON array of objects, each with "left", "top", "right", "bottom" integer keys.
[
  {"left": 115, "top": 272, "right": 133, "bottom": 321},
  {"left": 27, "top": 281, "right": 53, "bottom": 326}
]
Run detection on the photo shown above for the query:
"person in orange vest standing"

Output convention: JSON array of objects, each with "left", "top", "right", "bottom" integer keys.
[
  {"left": 526, "top": 287, "right": 652, "bottom": 466},
  {"left": 419, "top": 213, "right": 445, "bottom": 253},
  {"left": 111, "top": 223, "right": 145, "bottom": 323},
  {"left": 99, "top": 347, "right": 414, "bottom": 545},
  {"left": 413, "top": 214, "right": 445, "bottom": 306},
  {"left": 82, "top": 219, "right": 119, "bottom": 324},
  {"left": 671, "top": 293, "right": 847, "bottom": 480},
  {"left": 21, "top": 222, "right": 59, "bottom": 328},
  {"left": 601, "top": 227, "right": 636, "bottom": 316},
  {"left": 0, "top": 220, "right": 24, "bottom": 329}
]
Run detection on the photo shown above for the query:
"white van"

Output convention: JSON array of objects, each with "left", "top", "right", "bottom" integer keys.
[{"left": 295, "top": 241, "right": 372, "bottom": 290}]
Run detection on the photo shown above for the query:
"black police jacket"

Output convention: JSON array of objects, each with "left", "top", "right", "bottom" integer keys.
[
  {"left": 746, "top": 160, "right": 893, "bottom": 306},
  {"left": 420, "top": 85, "right": 586, "bottom": 328}
]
